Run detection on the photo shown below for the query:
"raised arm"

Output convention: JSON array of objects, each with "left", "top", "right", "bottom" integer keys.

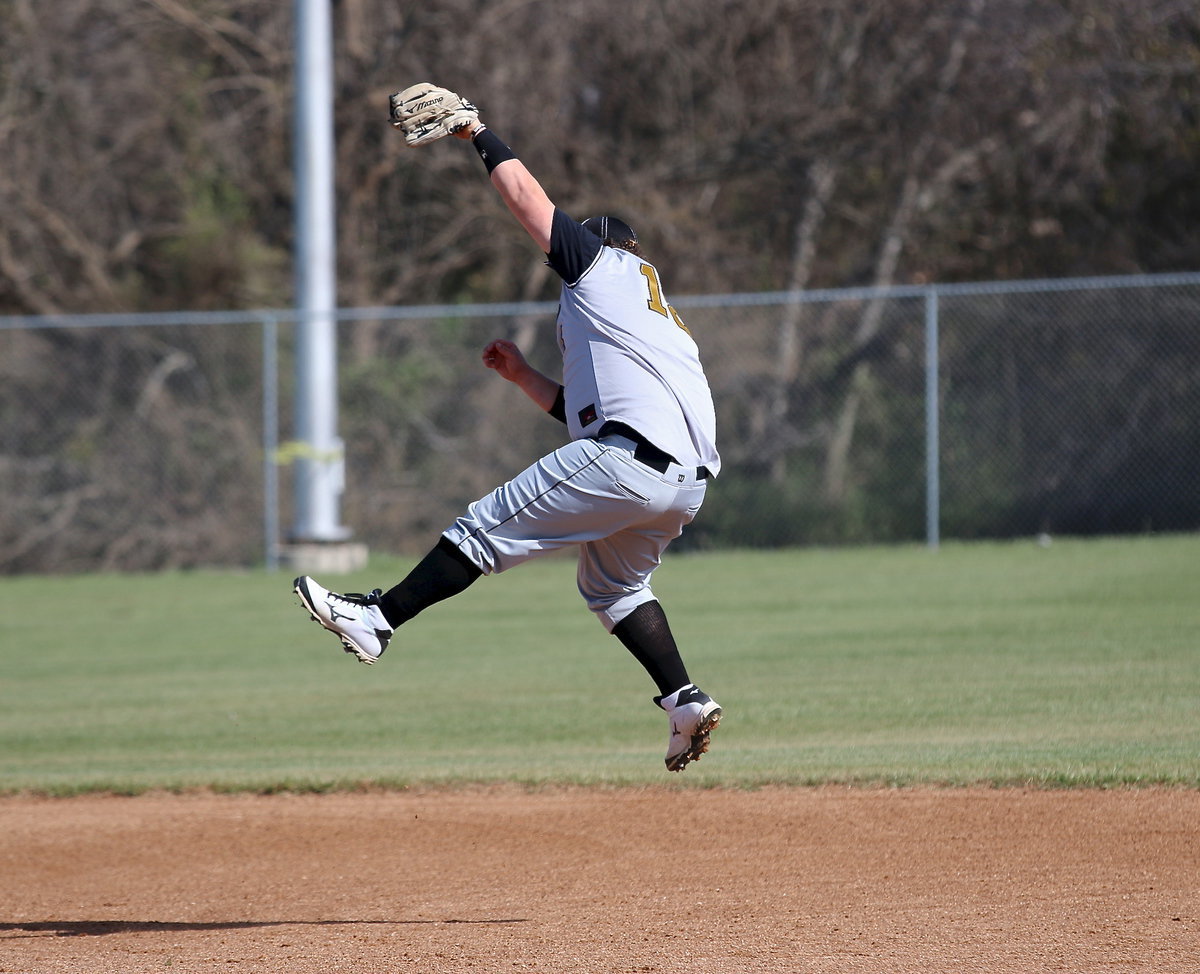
[
  {"left": 455, "top": 122, "right": 554, "bottom": 253},
  {"left": 388, "top": 85, "right": 557, "bottom": 253}
]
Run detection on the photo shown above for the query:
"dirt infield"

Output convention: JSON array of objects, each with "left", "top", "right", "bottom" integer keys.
[{"left": 1, "top": 787, "right": 1196, "bottom": 973}]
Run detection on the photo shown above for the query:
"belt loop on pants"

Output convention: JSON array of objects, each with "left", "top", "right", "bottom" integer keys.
[{"left": 595, "top": 421, "right": 710, "bottom": 480}]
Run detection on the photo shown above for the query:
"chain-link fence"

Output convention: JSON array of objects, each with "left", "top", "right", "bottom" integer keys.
[{"left": 2, "top": 273, "right": 1197, "bottom": 573}]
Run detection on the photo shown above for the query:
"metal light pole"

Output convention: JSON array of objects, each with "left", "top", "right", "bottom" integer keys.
[{"left": 291, "top": 0, "right": 348, "bottom": 544}]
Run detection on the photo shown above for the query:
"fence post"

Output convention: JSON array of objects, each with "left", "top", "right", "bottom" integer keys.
[
  {"left": 925, "top": 288, "right": 941, "bottom": 549},
  {"left": 261, "top": 314, "right": 280, "bottom": 571}
]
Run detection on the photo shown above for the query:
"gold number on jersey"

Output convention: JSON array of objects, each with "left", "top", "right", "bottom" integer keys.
[
  {"left": 640, "top": 263, "right": 670, "bottom": 316},
  {"left": 639, "top": 263, "right": 692, "bottom": 335}
]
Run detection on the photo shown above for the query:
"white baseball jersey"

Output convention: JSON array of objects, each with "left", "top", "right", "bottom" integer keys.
[
  {"left": 442, "top": 209, "right": 719, "bottom": 632},
  {"left": 547, "top": 210, "right": 721, "bottom": 475}
]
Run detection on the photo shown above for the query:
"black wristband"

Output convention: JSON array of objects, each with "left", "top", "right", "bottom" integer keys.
[{"left": 472, "top": 127, "right": 517, "bottom": 174}]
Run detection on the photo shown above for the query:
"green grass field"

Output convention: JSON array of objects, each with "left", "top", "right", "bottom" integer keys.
[{"left": 1, "top": 535, "right": 1197, "bottom": 793}]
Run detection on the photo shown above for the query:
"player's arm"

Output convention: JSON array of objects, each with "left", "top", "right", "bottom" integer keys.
[
  {"left": 481, "top": 339, "right": 566, "bottom": 422},
  {"left": 455, "top": 122, "right": 553, "bottom": 253},
  {"left": 389, "top": 85, "right": 553, "bottom": 249}
]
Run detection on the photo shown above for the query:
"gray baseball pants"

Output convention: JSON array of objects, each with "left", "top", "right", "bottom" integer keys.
[{"left": 442, "top": 433, "right": 707, "bottom": 632}]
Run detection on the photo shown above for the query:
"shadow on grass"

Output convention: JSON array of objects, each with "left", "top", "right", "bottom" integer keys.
[{"left": 1, "top": 918, "right": 528, "bottom": 938}]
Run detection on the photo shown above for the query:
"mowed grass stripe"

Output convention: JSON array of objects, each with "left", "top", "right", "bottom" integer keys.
[{"left": 1, "top": 535, "right": 1196, "bottom": 792}]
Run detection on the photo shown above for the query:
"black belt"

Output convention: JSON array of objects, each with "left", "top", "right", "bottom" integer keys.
[{"left": 596, "top": 421, "right": 710, "bottom": 480}]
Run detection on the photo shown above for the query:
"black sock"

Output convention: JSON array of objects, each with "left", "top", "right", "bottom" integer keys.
[
  {"left": 377, "top": 537, "right": 483, "bottom": 628},
  {"left": 611, "top": 600, "right": 691, "bottom": 697}
]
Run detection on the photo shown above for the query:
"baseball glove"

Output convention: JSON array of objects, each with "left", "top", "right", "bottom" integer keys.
[{"left": 389, "top": 83, "right": 479, "bottom": 147}]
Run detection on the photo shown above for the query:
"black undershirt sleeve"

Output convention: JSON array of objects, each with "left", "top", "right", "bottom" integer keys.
[
  {"left": 547, "top": 384, "right": 567, "bottom": 424},
  {"left": 546, "top": 208, "right": 603, "bottom": 286}
]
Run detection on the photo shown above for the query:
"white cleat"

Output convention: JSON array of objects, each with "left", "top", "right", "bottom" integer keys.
[
  {"left": 293, "top": 576, "right": 393, "bottom": 664},
  {"left": 655, "top": 684, "right": 722, "bottom": 772}
]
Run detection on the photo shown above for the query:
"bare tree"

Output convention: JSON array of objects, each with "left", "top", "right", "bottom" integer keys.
[{"left": 2, "top": 0, "right": 1198, "bottom": 569}]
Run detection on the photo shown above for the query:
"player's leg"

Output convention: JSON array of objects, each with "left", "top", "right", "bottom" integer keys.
[
  {"left": 442, "top": 437, "right": 660, "bottom": 571},
  {"left": 443, "top": 437, "right": 725, "bottom": 768},
  {"left": 576, "top": 478, "right": 721, "bottom": 772},
  {"left": 377, "top": 536, "right": 482, "bottom": 626},
  {"left": 295, "top": 437, "right": 630, "bottom": 664},
  {"left": 612, "top": 600, "right": 690, "bottom": 697},
  {"left": 294, "top": 537, "right": 482, "bottom": 665}
]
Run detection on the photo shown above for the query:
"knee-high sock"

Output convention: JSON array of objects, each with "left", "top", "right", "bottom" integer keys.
[
  {"left": 377, "top": 536, "right": 482, "bottom": 628},
  {"left": 612, "top": 600, "right": 691, "bottom": 697}
]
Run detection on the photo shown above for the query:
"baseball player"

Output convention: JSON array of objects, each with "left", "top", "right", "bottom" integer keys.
[{"left": 294, "top": 84, "right": 722, "bottom": 772}]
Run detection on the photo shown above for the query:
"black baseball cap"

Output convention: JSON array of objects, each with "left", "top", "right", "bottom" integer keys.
[{"left": 582, "top": 215, "right": 638, "bottom": 247}]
